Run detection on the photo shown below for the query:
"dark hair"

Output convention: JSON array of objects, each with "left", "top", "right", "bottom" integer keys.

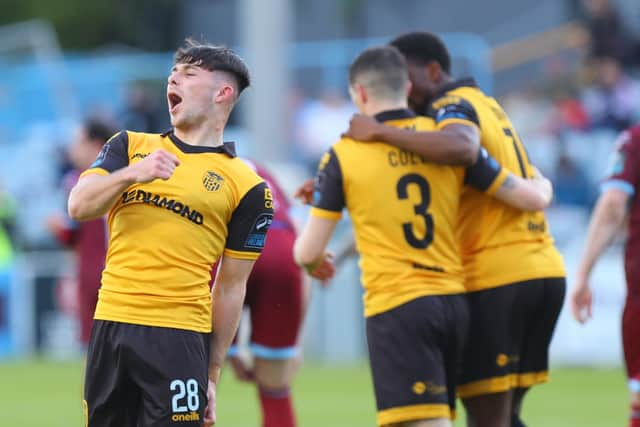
[
  {"left": 85, "top": 118, "right": 116, "bottom": 145},
  {"left": 390, "top": 32, "right": 451, "bottom": 74},
  {"left": 174, "top": 38, "right": 250, "bottom": 94},
  {"left": 348, "top": 45, "right": 409, "bottom": 97}
]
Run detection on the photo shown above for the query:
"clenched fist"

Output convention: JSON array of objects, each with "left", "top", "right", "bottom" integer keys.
[{"left": 129, "top": 149, "right": 180, "bottom": 183}]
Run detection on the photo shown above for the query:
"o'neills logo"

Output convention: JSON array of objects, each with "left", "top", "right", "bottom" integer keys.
[
  {"left": 172, "top": 411, "right": 200, "bottom": 422},
  {"left": 121, "top": 189, "right": 204, "bottom": 225}
]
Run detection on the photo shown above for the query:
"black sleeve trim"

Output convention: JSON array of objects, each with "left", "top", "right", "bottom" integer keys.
[
  {"left": 89, "top": 131, "right": 129, "bottom": 172},
  {"left": 465, "top": 147, "right": 502, "bottom": 191},
  {"left": 225, "top": 182, "right": 274, "bottom": 253},
  {"left": 312, "top": 148, "right": 345, "bottom": 212},
  {"left": 431, "top": 97, "right": 479, "bottom": 126}
]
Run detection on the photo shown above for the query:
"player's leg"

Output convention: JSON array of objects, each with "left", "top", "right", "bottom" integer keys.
[
  {"left": 84, "top": 320, "right": 139, "bottom": 427},
  {"left": 248, "top": 228, "right": 305, "bottom": 427},
  {"left": 459, "top": 286, "right": 519, "bottom": 427},
  {"left": 367, "top": 295, "right": 461, "bottom": 427},
  {"left": 513, "top": 277, "right": 565, "bottom": 426},
  {"left": 127, "top": 324, "right": 209, "bottom": 426},
  {"left": 623, "top": 296, "right": 640, "bottom": 427}
]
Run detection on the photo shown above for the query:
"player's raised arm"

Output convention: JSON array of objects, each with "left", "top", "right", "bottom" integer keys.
[
  {"left": 68, "top": 131, "right": 179, "bottom": 220},
  {"left": 344, "top": 113, "right": 479, "bottom": 166}
]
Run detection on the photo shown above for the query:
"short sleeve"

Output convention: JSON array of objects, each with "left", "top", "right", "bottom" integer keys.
[
  {"left": 429, "top": 95, "right": 480, "bottom": 130},
  {"left": 224, "top": 182, "right": 274, "bottom": 260},
  {"left": 80, "top": 131, "right": 130, "bottom": 177},
  {"left": 601, "top": 130, "right": 639, "bottom": 196},
  {"left": 310, "top": 149, "right": 345, "bottom": 220},
  {"left": 465, "top": 147, "right": 509, "bottom": 195}
]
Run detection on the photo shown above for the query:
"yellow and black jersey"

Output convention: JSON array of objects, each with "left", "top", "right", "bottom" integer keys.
[
  {"left": 80, "top": 130, "right": 273, "bottom": 332},
  {"left": 310, "top": 109, "right": 507, "bottom": 317},
  {"left": 428, "top": 79, "right": 565, "bottom": 291}
]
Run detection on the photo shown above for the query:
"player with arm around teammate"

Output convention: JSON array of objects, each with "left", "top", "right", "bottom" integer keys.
[{"left": 342, "top": 32, "right": 566, "bottom": 427}]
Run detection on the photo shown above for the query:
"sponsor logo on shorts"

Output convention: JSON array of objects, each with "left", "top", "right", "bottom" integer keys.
[
  {"left": 412, "top": 381, "right": 446, "bottom": 395},
  {"left": 172, "top": 411, "right": 200, "bottom": 423},
  {"left": 496, "top": 353, "right": 520, "bottom": 367}
]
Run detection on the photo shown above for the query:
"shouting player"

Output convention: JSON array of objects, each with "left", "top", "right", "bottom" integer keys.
[
  {"left": 69, "top": 40, "right": 272, "bottom": 426},
  {"left": 342, "top": 32, "right": 566, "bottom": 427},
  {"left": 295, "top": 45, "right": 551, "bottom": 427},
  {"left": 572, "top": 125, "right": 640, "bottom": 427}
]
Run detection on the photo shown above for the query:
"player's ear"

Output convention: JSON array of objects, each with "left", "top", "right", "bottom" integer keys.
[
  {"left": 214, "top": 84, "right": 235, "bottom": 104},
  {"left": 405, "top": 79, "right": 412, "bottom": 99}
]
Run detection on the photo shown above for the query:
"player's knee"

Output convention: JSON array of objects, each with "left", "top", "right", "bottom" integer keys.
[
  {"left": 253, "top": 359, "right": 294, "bottom": 390},
  {"left": 631, "top": 391, "right": 640, "bottom": 406}
]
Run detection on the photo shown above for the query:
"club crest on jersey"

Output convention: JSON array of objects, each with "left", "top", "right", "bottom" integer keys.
[{"left": 203, "top": 171, "right": 224, "bottom": 192}]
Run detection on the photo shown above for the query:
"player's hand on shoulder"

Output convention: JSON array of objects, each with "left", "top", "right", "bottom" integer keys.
[
  {"left": 570, "top": 277, "right": 593, "bottom": 324},
  {"left": 203, "top": 379, "right": 216, "bottom": 426},
  {"left": 342, "top": 113, "right": 381, "bottom": 141},
  {"left": 294, "top": 178, "right": 315, "bottom": 205},
  {"left": 129, "top": 149, "right": 180, "bottom": 183}
]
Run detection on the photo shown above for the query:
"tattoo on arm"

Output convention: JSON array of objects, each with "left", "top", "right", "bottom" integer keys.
[{"left": 501, "top": 175, "right": 516, "bottom": 190}]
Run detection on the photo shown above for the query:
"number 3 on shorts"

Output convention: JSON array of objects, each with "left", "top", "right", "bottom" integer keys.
[{"left": 170, "top": 378, "right": 200, "bottom": 413}]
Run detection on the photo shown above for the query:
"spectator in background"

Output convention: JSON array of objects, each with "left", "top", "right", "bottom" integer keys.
[
  {"left": 581, "top": 56, "right": 640, "bottom": 132},
  {"left": 293, "top": 89, "right": 355, "bottom": 172},
  {"left": 553, "top": 152, "right": 596, "bottom": 207},
  {"left": 581, "top": 0, "right": 635, "bottom": 65},
  {"left": 119, "top": 84, "right": 158, "bottom": 133},
  {"left": 46, "top": 118, "right": 114, "bottom": 346}
]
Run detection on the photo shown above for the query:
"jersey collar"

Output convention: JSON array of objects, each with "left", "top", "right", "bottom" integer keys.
[
  {"left": 162, "top": 129, "right": 237, "bottom": 157},
  {"left": 433, "top": 77, "right": 478, "bottom": 99},
  {"left": 374, "top": 108, "right": 417, "bottom": 123}
]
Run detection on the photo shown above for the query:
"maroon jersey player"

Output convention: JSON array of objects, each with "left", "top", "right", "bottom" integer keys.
[{"left": 572, "top": 125, "right": 640, "bottom": 427}]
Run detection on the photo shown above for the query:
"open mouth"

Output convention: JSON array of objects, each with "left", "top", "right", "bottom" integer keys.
[{"left": 168, "top": 93, "right": 183, "bottom": 112}]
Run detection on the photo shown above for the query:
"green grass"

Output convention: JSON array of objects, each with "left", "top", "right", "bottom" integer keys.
[{"left": 0, "top": 359, "right": 628, "bottom": 426}]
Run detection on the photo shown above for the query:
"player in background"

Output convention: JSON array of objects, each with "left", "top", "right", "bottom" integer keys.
[
  {"left": 295, "top": 45, "right": 551, "bottom": 427},
  {"left": 341, "top": 32, "right": 566, "bottom": 427},
  {"left": 47, "top": 118, "right": 114, "bottom": 346},
  {"left": 68, "top": 40, "right": 279, "bottom": 427},
  {"left": 221, "top": 159, "right": 322, "bottom": 427},
  {"left": 571, "top": 126, "right": 640, "bottom": 427}
]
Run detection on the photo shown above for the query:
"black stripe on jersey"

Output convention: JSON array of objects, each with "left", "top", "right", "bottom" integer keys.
[
  {"left": 312, "top": 149, "right": 344, "bottom": 213},
  {"left": 225, "top": 182, "right": 274, "bottom": 253},
  {"left": 374, "top": 109, "right": 416, "bottom": 123},
  {"left": 430, "top": 97, "right": 480, "bottom": 127},
  {"left": 464, "top": 147, "right": 503, "bottom": 191},
  {"left": 89, "top": 131, "right": 129, "bottom": 172},
  {"left": 166, "top": 130, "right": 237, "bottom": 157}
]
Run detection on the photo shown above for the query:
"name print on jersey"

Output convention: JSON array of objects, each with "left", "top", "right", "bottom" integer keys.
[{"left": 121, "top": 189, "right": 204, "bottom": 225}]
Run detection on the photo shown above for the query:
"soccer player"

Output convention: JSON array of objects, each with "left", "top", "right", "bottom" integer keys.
[
  {"left": 294, "top": 45, "right": 550, "bottom": 427},
  {"left": 47, "top": 118, "right": 114, "bottom": 346},
  {"left": 342, "top": 32, "right": 566, "bottom": 427},
  {"left": 68, "top": 40, "right": 274, "bottom": 427},
  {"left": 571, "top": 125, "right": 640, "bottom": 427},
  {"left": 223, "top": 159, "right": 316, "bottom": 427}
]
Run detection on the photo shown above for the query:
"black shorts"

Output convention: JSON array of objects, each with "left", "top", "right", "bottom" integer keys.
[
  {"left": 366, "top": 294, "right": 468, "bottom": 426},
  {"left": 84, "top": 320, "right": 210, "bottom": 427},
  {"left": 458, "top": 277, "right": 566, "bottom": 398}
]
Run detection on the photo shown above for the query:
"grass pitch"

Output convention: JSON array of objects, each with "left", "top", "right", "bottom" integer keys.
[{"left": 0, "top": 358, "right": 627, "bottom": 426}]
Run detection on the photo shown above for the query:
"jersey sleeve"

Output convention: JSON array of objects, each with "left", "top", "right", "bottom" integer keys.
[
  {"left": 224, "top": 181, "right": 274, "bottom": 260},
  {"left": 464, "top": 147, "right": 509, "bottom": 195},
  {"left": 430, "top": 95, "right": 480, "bottom": 130},
  {"left": 80, "top": 131, "right": 130, "bottom": 178},
  {"left": 601, "top": 130, "right": 639, "bottom": 196},
  {"left": 310, "top": 148, "right": 345, "bottom": 220}
]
